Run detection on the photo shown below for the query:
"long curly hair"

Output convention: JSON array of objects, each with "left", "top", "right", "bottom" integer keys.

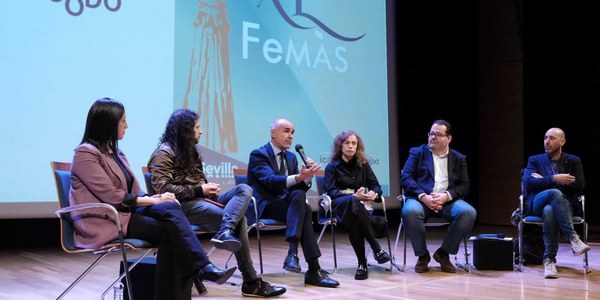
[
  {"left": 159, "top": 109, "right": 200, "bottom": 170},
  {"left": 330, "top": 130, "right": 368, "bottom": 166}
]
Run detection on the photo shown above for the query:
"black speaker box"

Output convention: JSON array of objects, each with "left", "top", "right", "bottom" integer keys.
[
  {"left": 471, "top": 235, "right": 514, "bottom": 270},
  {"left": 119, "top": 256, "right": 156, "bottom": 300}
]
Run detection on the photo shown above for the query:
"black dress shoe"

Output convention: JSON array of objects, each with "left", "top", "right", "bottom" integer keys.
[
  {"left": 374, "top": 248, "right": 391, "bottom": 264},
  {"left": 415, "top": 253, "right": 431, "bottom": 273},
  {"left": 354, "top": 264, "right": 368, "bottom": 280},
  {"left": 433, "top": 248, "right": 456, "bottom": 273},
  {"left": 198, "top": 263, "right": 237, "bottom": 284},
  {"left": 211, "top": 227, "right": 242, "bottom": 253},
  {"left": 283, "top": 254, "right": 301, "bottom": 273},
  {"left": 304, "top": 269, "right": 340, "bottom": 288},
  {"left": 241, "top": 278, "right": 287, "bottom": 297}
]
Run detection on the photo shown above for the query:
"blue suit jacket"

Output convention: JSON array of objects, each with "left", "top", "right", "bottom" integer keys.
[
  {"left": 400, "top": 144, "right": 470, "bottom": 201},
  {"left": 522, "top": 152, "right": 585, "bottom": 215},
  {"left": 248, "top": 142, "right": 311, "bottom": 217}
]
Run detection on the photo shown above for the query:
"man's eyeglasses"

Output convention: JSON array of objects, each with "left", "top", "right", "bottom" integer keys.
[{"left": 428, "top": 132, "right": 448, "bottom": 138}]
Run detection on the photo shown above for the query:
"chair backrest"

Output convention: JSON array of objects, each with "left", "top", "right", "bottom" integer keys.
[
  {"left": 313, "top": 170, "right": 334, "bottom": 223},
  {"left": 233, "top": 168, "right": 286, "bottom": 229},
  {"left": 233, "top": 168, "right": 256, "bottom": 224},
  {"left": 520, "top": 168, "right": 585, "bottom": 219},
  {"left": 50, "top": 161, "right": 79, "bottom": 252},
  {"left": 315, "top": 170, "right": 326, "bottom": 195},
  {"left": 233, "top": 168, "right": 248, "bottom": 185},
  {"left": 141, "top": 166, "right": 157, "bottom": 196}
]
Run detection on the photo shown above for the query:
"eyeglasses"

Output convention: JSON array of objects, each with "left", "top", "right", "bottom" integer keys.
[{"left": 428, "top": 132, "right": 448, "bottom": 138}]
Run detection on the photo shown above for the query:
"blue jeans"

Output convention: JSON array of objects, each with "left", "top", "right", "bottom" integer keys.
[
  {"left": 181, "top": 183, "right": 257, "bottom": 282},
  {"left": 530, "top": 189, "right": 577, "bottom": 261},
  {"left": 401, "top": 197, "right": 476, "bottom": 257}
]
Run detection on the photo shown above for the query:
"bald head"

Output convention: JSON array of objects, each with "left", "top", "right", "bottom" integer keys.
[
  {"left": 270, "top": 118, "right": 292, "bottom": 130},
  {"left": 546, "top": 128, "right": 565, "bottom": 140},
  {"left": 544, "top": 127, "right": 566, "bottom": 157},
  {"left": 270, "top": 118, "right": 295, "bottom": 150}
]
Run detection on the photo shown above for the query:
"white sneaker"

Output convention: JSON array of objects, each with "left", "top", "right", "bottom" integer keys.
[
  {"left": 570, "top": 235, "right": 591, "bottom": 256},
  {"left": 544, "top": 259, "right": 558, "bottom": 278}
]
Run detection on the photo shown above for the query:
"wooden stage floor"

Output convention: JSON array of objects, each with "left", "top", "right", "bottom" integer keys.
[{"left": 1, "top": 225, "right": 598, "bottom": 299}]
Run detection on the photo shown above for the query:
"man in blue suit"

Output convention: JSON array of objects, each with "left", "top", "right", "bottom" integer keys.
[
  {"left": 522, "top": 127, "right": 590, "bottom": 278},
  {"left": 401, "top": 119, "right": 477, "bottom": 273},
  {"left": 248, "top": 118, "right": 339, "bottom": 288}
]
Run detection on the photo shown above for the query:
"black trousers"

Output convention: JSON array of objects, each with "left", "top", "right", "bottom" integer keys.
[
  {"left": 128, "top": 201, "right": 210, "bottom": 299},
  {"left": 332, "top": 195, "right": 381, "bottom": 264},
  {"left": 262, "top": 189, "right": 322, "bottom": 261}
]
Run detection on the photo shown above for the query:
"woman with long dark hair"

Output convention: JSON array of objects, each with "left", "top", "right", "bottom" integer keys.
[{"left": 69, "top": 98, "right": 235, "bottom": 298}]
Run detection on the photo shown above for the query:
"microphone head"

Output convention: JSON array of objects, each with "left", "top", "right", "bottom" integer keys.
[{"left": 295, "top": 144, "right": 303, "bottom": 152}]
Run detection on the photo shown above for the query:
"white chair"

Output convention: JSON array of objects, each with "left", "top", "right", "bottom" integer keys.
[
  {"left": 516, "top": 169, "right": 590, "bottom": 273},
  {"left": 315, "top": 172, "right": 399, "bottom": 271},
  {"left": 233, "top": 168, "right": 287, "bottom": 275},
  {"left": 52, "top": 161, "right": 156, "bottom": 300}
]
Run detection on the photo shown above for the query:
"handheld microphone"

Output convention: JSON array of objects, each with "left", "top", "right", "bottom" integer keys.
[{"left": 295, "top": 144, "right": 311, "bottom": 168}]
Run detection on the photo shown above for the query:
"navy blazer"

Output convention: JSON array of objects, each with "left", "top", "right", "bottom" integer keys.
[
  {"left": 248, "top": 142, "right": 311, "bottom": 218},
  {"left": 522, "top": 152, "right": 585, "bottom": 215},
  {"left": 400, "top": 144, "right": 470, "bottom": 201}
]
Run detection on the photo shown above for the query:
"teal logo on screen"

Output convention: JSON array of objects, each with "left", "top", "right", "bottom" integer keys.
[
  {"left": 270, "top": 0, "right": 365, "bottom": 42},
  {"left": 51, "top": 0, "right": 121, "bottom": 16}
]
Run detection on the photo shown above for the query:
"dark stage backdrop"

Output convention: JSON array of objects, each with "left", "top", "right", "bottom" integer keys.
[{"left": 522, "top": 1, "right": 600, "bottom": 227}]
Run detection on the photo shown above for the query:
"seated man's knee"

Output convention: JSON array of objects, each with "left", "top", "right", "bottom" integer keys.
[
  {"left": 402, "top": 199, "right": 423, "bottom": 219},
  {"left": 547, "top": 189, "right": 565, "bottom": 200},
  {"left": 235, "top": 183, "right": 253, "bottom": 197},
  {"left": 461, "top": 205, "right": 477, "bottom": 221},
  {"left": 542, "top": 205, "right": 555, "bottom": 220},
  {"left": 288, "top": 189, "right": 307, "bottom": 204}
]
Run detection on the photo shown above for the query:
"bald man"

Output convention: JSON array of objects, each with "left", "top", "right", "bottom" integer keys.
[
  {"left": 522, "top": 127, "right": 590, "bottom": 278},
  {"left": 248, "top": 119, "right": 339, "bottom": 288}
]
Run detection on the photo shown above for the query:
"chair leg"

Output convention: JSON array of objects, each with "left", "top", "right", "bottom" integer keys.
[
  {"left": 56, "top": 251, "right": 112, "bottom": 300},
  {"left": 583, "top": 222, "right": 591, "bottom": 274},
  {"left": 517, "top": 221, "right": 524, "bottom": 272},
  {"left": 256, "top": 226, "right": 264, "bottom": 276},
  {"left": 225, "top": 252, "right": 235, "bottom": 269},
  {"left": 99, "top": 248, "right": 155, "bottom": 300},
  {"left": 317, "top": 223, "right": 329, "bottom": 244},
  {"left": 385, "top": 223, "right": 402, "bottom": 272},
  {"left": 378, "top": 207, "right": 402, "bottom": 272},
  {"left": 206, "top": 246, "right": 216, "bottom": 257},
  {"left": 392, "top": 222, "right": 406, "bottom": 272},
  {"left": 119, "top": 237, "right": 135, "bottom": 300},
  {"left": 402, "top": 227, "right": 408, "bottom": 272},
  {"left": 464, "top": 237, "right": 470, "bottom": 271},
  {"left": 454, "top": 237, "right": 470, "bottom": 272},
  {"left": 331, "top": 221, "right": 337, "bottom": 271},
  {"left": 384, "top": 228, "right": 393, "bottom": 271}
]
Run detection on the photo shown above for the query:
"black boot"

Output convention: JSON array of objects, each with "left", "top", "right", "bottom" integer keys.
[{"left": 197, "top": 263, "right": 237, "bottom": 285}]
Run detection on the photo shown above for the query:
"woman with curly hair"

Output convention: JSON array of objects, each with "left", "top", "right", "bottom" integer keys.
[{"left": 323, "top": 130, "right": 390, "bottom": 280}]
